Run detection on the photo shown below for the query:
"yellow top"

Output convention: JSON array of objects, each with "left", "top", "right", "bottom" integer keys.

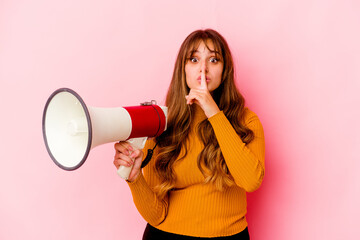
[{"left": 127, "top": 107, "right": 265, "bottom": 237}]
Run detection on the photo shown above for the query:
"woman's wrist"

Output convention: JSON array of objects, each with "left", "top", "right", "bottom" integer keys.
[
  {"left": 205, "top": 105, "right": 220, "bottom": 118},
  {"left": 126, "top": 171, "right": 142, "bottom": 183}
]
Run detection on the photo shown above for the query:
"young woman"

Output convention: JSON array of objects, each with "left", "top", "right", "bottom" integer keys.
[{"left": 113, "top": 29, "right": 265, "bottom": 240}]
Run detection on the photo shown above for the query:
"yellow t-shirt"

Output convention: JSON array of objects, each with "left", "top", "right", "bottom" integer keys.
[{"left": 127, "top": 107, "right": 265, "bottom": 237}]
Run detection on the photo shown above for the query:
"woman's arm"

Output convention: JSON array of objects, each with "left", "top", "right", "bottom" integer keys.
[
  {"left": 114, "top": 140, "right": 169, "bottom": 225},
  {"left": 208, "top": 109, "right": 265, "bottom": 192},
  {"left": 127, "top": 172, "right": 169, "bottom": 226}
]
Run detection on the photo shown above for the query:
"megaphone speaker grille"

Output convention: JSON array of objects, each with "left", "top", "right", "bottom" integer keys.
[{"left": 42, "top": 88, "right": 92, "bottom": 170}]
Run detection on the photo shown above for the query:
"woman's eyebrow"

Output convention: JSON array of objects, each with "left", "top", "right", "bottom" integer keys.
[
  {"left": 209, "top": 49, "right": 220, "bottom": 55},
  {"left": 190, "top": 50, "right": 220, "bottom": 55},
  {"left": 188, "top": 50, "right": 198, "bottom": 56},
  {"left": 187, "top": 48, "right": 220, "bottom": 57}
]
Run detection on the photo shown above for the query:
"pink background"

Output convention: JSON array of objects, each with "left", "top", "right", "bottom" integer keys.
[{"left": 1, "top": 0, "right": 359, "bottom": 239}]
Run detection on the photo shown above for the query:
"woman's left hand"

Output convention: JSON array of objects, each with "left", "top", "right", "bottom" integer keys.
[{"left": 185, "top": 71, "right": 220, "bottom": 118}]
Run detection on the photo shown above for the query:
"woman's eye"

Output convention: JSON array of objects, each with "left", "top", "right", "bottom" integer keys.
[
  {"left": 210, "top": 57, "right": 219, "bottom": 63},
  {"left": 190, "top": 57, "right": 198, "bottom": 63}
]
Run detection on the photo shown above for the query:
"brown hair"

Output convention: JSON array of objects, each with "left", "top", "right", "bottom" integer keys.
[{"left": 154, "top": 29, "right": 254, "bottom": 199}]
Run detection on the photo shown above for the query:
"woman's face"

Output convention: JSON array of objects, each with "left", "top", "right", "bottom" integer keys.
[{"left": 185, "top": 40, "right": 223, "bottom": 92}]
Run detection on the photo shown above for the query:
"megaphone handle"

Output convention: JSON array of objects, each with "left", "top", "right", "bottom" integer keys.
[
  {"left": 117, "top": 161, "right": 134, "bottom": 180},
  {"left": 117, "top": 137, "right": 148, "bottom": 180}
]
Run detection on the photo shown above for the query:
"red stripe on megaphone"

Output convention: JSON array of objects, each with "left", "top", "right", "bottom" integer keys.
[{"left": 124, "top": 105, "right": 166, "bottom": 139}]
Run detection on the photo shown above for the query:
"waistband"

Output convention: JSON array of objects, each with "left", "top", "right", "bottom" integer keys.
[{"left": 142, "top": 224, "right": 250, "bottom": 240}]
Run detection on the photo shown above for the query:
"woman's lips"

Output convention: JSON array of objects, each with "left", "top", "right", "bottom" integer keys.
[{"left": 197, "top": 76, "right": 210, "bottom": 81}]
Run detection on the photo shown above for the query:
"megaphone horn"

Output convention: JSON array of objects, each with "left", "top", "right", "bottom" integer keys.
[{"left": 42, "top": 88, "right": 167, "bottom": 179}]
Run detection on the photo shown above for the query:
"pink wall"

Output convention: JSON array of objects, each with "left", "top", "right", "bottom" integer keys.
[{"left": 1, "top": 0, "right": 359, "bottom": 239}]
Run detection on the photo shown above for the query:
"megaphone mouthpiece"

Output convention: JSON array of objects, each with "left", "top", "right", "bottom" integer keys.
[{"left": 67, "top": 118, "right": 88, "bottom": 136}]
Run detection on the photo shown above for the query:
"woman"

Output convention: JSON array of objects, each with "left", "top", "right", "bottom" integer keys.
[{"left": 113, "top": 29, "right": 265, "bottom": 240}]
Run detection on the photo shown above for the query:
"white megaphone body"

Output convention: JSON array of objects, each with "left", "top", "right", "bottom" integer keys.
[{"left": 42, "top": 88, "right": 167, "bottom": 180}]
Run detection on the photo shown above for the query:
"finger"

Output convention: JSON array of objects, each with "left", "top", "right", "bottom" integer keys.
[
  {"left": 186, "top": 90, "right": 203, "bottom": 103},
  {"left": 113, "top": 158, "right": 132, "bottom": 168},
  {"left": 130, "top": 149, "right": 142, "bottom": 159},
  {"left": 188, "top": 90, "right": 202, "bottom": 103},
  {"left": 132, "top": 157, "right": 142, "bottom": 170},
  {"left": 185, "top": 94, "right": 196, "bottom": 105},
  {"left": 185, "top": 95, "right": 192, "bottom": 105},
  {"left": 115, "top": 152, "right": 134, "bottom": 163},
  {"left": 200, "top": 67, "right": 207, "bottom": 90},
  {"left": 114, "top": 142, "right": 133, "bottom": 155}
]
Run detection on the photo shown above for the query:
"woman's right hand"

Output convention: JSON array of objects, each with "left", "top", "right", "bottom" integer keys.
[{"left": 113, "top": 141, "right": 144, "bottom": 182}]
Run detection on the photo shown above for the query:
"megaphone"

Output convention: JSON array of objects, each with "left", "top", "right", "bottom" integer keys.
[{"left": 42, "top": 88, "right": 167, "bottom": 180}]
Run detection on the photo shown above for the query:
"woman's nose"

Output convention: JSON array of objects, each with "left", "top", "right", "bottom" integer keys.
[{"left": 200, "top": 60, "right": 208, "bottom": 73}]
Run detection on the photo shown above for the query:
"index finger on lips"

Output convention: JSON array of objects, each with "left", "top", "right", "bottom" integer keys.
[{"left": 200, "top": 67, "right": 207, "bottom": 90}]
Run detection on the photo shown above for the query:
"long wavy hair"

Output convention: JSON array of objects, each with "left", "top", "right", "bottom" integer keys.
[{"left": 154, "top": 29, "right": 254, "bottom": 199}]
